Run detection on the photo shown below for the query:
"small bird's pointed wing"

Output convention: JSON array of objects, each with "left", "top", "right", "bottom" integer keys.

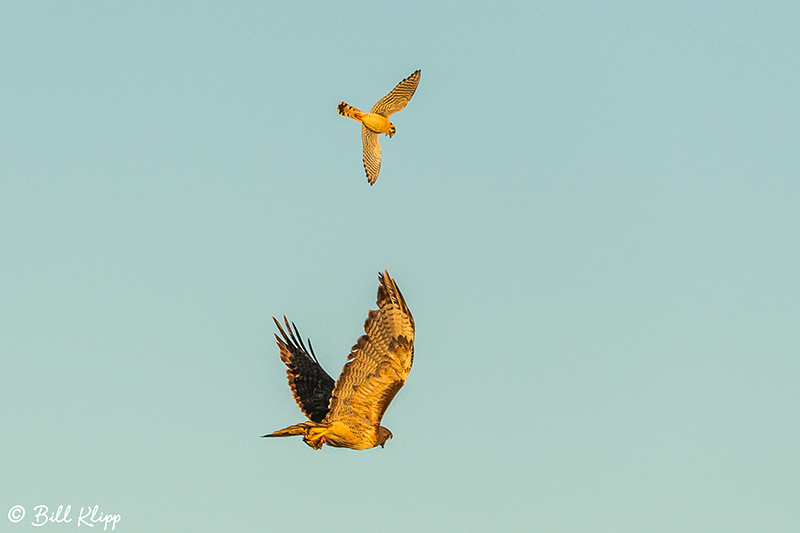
[
  {"left": 272, "top": 316, "right": 335, "bottom": 423},
  {"left": 325, "top": 271, "right": 415, "bottom": 427},
  {"left": 362, "top": 126, "right": 381, "bottom": 185},
  {"left": 370, "top": 70, "right": 421, "bottom": 117}
]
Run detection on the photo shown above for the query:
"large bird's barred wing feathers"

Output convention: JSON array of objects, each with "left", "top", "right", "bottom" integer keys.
[
  {"left": 326, "top": 271, "right": 415, "bottom": 427},
  {"left": 370, "top": 70, "right": 421, "bottom": 117},
  {"left": 361, "top": 126, "right": 381, "bottom": 185},
  {"left": 272, "top": 316, "right": 336, "bottom": 423}
]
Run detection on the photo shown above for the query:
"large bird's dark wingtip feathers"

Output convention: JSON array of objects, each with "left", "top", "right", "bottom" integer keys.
[
  {"left": 270, "top": 315, "right": 336, "bottom": 423},
  {"left": 272, "top": 315, "right": 319, "bottom": 363}
]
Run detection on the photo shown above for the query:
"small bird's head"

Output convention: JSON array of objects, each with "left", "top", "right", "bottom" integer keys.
[
  {"left": 387, "top": 123, "right": 396, "bottom": 138},
  {"left": 377, "top": 426, "right": 393, "bottom": 448}
]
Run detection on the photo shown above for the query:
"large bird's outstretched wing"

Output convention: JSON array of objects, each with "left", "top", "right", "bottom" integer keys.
[
  {"left": 325, "top": 271, "right": 415, "bottom": 427},
  {"left": 272, "top": 316, "right": 335, "bottom": 423},
  {"left": 370, "top": 70, "right": 421, "bottom": 118}
]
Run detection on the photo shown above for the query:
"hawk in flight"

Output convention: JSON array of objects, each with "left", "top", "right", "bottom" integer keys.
[
  {"left": 337, "top": 69, "right": 421, "bottom": 185},
  {"left": 263, "top": 271, "right": 415, "bottom": 450}
]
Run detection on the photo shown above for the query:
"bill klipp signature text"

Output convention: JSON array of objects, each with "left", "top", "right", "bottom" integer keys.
[{"left": 7, "top": 504, "right": 121, "bottom": 530}]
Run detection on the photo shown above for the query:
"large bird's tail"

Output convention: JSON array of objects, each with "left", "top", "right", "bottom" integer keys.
[
  {"left": 262, "top": 422, "right": 329, "bottom": 450},
  {"left": 262, "top": 422, "right": 313, "bottom": 438},
  {"left": 337, "top": 102, "right": 365, "bottom": 122}
]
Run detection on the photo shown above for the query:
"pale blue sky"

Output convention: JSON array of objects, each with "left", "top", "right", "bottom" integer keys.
[{"left": 2, "top": 2, "right": 799, "bottom": 531}]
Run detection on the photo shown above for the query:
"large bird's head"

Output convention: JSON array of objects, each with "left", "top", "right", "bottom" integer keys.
[
  {"left": 377, "top": 426, "right": 393, "bottom": 448},
  {"left": 387, "top": 123, "right": 396, "bottom": 138}
]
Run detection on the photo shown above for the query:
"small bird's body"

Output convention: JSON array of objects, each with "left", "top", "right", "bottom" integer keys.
[
  {"left": 337, "top": 103, "right": 394, "bottom": 136},
  {"left": 337, "top": 69, "right": 421, "bottom": 184},
  {"left": 264, "top": 271, "right": 415, "bottom": 450}
]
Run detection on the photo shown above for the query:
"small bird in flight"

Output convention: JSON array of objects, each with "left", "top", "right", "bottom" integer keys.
[
  {"left": 337, "top": 69, "right": 421, "bottom": 185},
  {"left": 263, "top": 271, "right": 415, "bottom": 450}
]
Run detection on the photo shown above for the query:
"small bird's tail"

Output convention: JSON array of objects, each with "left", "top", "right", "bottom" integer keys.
[{"left": 338, "top": 102, "right": 365, "bottom": 122}]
